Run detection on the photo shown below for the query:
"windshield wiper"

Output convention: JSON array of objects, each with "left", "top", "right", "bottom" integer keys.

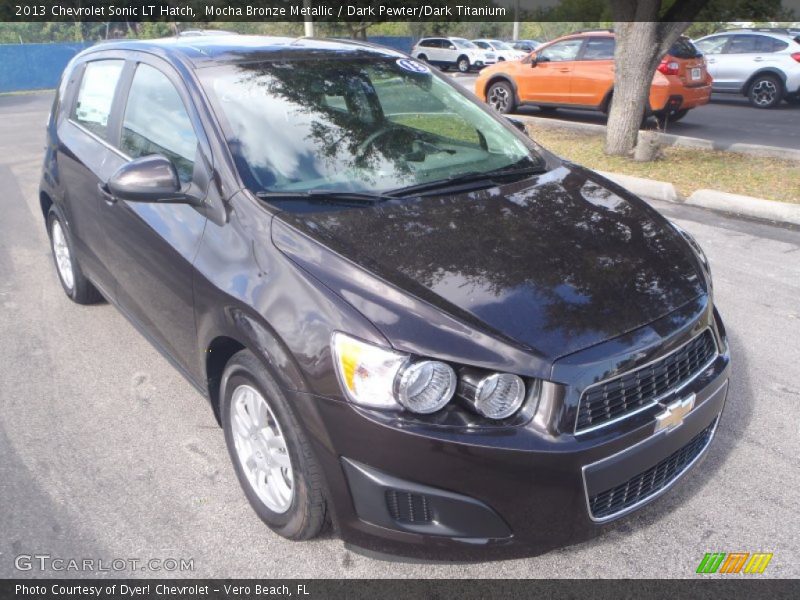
[
  {"left": 255, "top": 190, "right": 392, "bottom": 206},
  {"left": 390, "top": 163, "right": 546, "bottom": 197}
]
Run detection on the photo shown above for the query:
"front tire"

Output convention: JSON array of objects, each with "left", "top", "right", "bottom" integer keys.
[
  {"left": 486, "top": 81, "right": 517, "bottom": 114},
  {"left": 221, "top": 350, "right": 328, "bottom": 540},
  {"left": 747, "top": 74, "right": 783, "bottom": 108},
  {"left": 457, "top": 56, "right": 470, "bottom": 73},
  {"left": 47, "top": 206, "right": 102, "bottom": 304}
]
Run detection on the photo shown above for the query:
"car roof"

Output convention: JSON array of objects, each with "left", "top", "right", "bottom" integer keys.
[
  {"left": 702, "top": 30, "right": 797, "bottom": 41},
  {"left": 80, "top": 35, "right": 406, "bottom": 68}
]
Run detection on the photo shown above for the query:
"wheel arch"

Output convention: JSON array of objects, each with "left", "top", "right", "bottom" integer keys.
[
  {"left": 201, "top": 309, "right": 309, "bottom": 425},
  {"left": 485, "top": 75, "right": 520, "bottom": 104},
  {"left": 741, "top": 68, "right": 787, "bottom": 96},
  {"left": 40, "top": 190, "right": 54, "bottom": 223}
]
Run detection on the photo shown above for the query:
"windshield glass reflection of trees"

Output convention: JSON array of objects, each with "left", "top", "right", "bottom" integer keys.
[{"left": 204, "top": 59, "right": 539, "bottom": 196}]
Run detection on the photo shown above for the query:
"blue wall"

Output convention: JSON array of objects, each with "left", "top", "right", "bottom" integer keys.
[
  {"left": 0, "top": 41, "right": 94, "bottom": 93},
  {"left": 0, "top": 37, "right": 413, "bottom": 94},
  {"left": 367, "top": 36, "right": 414, "bottom": 54}
]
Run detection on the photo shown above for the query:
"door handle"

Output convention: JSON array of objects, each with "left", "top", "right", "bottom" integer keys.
[
  {"left": 707, "top": 58, "right": 716, "bottom": 63},
  {"left": 557, "top": 68, "right": 571, "bottom": 72},
  {"left": 753, "top": 57, "right": 764, "bottom": 62},
  {"left": 98, "top": 183, "right": 116, "bottom": 204}
]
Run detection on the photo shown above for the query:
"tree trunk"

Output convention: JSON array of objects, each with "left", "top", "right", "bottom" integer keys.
[
  {"left": 605, "top": 22, "right": 660, "bottom": 156},
  {"left": 604, "top": 0, "right": 696, "bottom": 156}
]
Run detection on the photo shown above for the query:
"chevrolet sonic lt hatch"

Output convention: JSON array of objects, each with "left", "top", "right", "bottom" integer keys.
[{"left": 40, "top": 36, "right": 730, "bottom": 560}]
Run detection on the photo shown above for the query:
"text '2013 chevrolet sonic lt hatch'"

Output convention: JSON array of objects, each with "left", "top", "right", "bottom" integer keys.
[{"left": 40, "top": 35, "right": 730, "bottom": 560}]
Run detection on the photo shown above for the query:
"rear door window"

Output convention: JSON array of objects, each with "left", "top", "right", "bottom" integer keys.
[
  {"left": 70, "top": 60, "right": 124, "bottom": 140},
  {"left": 120, "top": 63, "right": 198, "bottom": 184},
  {"left": 728, "top": 35, "right": 784, "bottom": 54},
  {"left": 581, "top": 37, "right": 615, "bottom": 60},
  {"left": 695, "top": 36, "right": 729, "bottom": 55}
]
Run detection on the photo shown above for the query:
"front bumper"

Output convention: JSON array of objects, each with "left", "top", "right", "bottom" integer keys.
[{"left": 290, "top": 301, "right": 730, "bottom": 560}]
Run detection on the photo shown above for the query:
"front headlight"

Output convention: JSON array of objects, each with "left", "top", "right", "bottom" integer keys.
[
  {"left": 332, "top": 332, "right": 456, "bottom": 414},
  {"left": 332, "top": 332, "right": 532, "bottom": 420}
]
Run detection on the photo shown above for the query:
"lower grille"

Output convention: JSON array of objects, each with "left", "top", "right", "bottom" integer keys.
[
  {"left": 588, "top": 418, "right": 717, "bottom": 520},
  {"left": 385, "top": 489, "right": 432, "bottom": 523},
  {"left": 576, "top": 329, "right": 717, "bottom": 433}
]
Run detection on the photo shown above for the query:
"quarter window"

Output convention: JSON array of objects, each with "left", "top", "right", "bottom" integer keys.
[
  {"left": 71, "top": 60, "right": 124, "bottom": 140},
  {"left": 120, "top": 64, "right": 198, "bottom": 184}
]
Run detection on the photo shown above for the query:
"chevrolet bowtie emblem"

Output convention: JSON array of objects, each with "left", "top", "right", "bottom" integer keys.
[{"left": 655, "top": 394, "right": 695, "bottom": 433}]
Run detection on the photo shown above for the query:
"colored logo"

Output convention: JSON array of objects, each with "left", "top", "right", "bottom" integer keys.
[
  {"left": 396, "top": 59, "right": 430, "bottom": 74},
  {"left": 696, "top": 552, "right": 773, "bottom": 574}
]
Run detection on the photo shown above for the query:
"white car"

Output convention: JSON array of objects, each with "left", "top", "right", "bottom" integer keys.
[
  {"left": 471, "top": 39, "right": 528, "bottom": 62},
  {"left": 694, "top": 29, "right": 800, "bottom": 108},
  {"left": 411, "top": 37, "right": 495, "bottom": 72}
]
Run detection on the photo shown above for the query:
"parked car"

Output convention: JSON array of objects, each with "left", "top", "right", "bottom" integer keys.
[
  {"left": 476, "top": 32, "right": 712, "bottom": 126},
  {"left": 694, "top": 30, "right": 800, "bottom": 107},
  {"left": 412, "top": 37, "right": 495, "bottom": 72},
  {"left": 42, "top": 35, "right": 728, "bottom": 560},
  {"left": 472, "top": 39, "right": 528, "bottom": 61},
  {"left": 510, "top": 39, "right": 543, "bottom": 53}
]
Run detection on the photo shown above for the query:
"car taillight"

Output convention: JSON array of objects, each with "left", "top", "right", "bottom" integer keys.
[
  {"left": 791, "top": 52, "right": 800, "bottom": 63},
  {"left": 657, "top": 59, "right": 680, "bottom": 75}
]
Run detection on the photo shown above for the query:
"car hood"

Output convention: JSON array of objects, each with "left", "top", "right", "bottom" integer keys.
[{"left": 272, "top": 165, "right": 705, "bottom": 363}]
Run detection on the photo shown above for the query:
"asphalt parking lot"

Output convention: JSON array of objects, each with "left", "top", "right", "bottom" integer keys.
[
  {"left": 454, "top": 74, "right": 800, "bottom": 151},
  {"left": 1, "top": 92, "right": 799, "bottom": 578}
]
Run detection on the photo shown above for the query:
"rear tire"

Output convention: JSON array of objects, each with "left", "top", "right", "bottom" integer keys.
[
  {"left": 47, "top": 206, "right": 102, "bottom": 305},
  {"left": 486, "top": 81, "right": 516, "bottom": 114},
  {"left": 221, "top": 350, "right": 328, "bottom": 540},
  {"left": 417, "top": 54, "right": 428, "bottom": 63},
  {"left": 747, "top": 74, "right": 783, "bottom": 108}
]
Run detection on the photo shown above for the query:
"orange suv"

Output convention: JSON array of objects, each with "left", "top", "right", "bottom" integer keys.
[{"left": 475, "top": 31, "right": 712, "bottom": 126}]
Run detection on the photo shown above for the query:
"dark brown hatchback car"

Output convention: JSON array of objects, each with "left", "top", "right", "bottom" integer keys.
[{"left": 41, "top": 35, "right": 729, "bottom": 560}]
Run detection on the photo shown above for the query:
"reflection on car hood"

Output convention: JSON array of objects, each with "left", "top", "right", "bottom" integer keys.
[{"left": 273, "top": 165, "right": 705, "bottom": 362}]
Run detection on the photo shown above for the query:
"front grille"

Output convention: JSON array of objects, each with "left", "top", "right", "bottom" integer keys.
[
  {"left": 385, "top": 489, "right": 432, "bottom": 523},
  {"left": 576, "top": 330, "right": 717, "bottom": 432},
  {"left": 588, "top": 418, "right": 716, "bottom": 520}
]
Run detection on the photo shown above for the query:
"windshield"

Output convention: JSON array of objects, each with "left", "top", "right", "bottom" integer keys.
[
  {"left": 490, "top": 40, "right": 514, "bottom": 50},
  {"left": 451, "top": 38, "right": 479, "bottom": 49},
  {"left": 200, "top": 58, "right": 540, "bottom": 196}
]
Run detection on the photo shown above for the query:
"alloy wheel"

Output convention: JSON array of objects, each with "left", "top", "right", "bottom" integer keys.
[
  {"left": 458, "top": 58, "right": 469, "bottom": 73},
  {"left": 752, "top": 79, "right": 778, "bottom": 107},
  {"left": 487, "top": 85, "right": 510, "bottom": 112},
  {"left": 51, "top": 220, "right": 74, "bottom": 291},
  {"left": 230, "top": 384, "right": 294, "bottom": 513}
]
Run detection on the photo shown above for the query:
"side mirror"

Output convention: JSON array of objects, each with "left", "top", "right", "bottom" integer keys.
[
  {"left": 505, "top": 117, "right": 527, "bottom": 133},
  {"left": 530, "top": 53, "right": 539, "bottom": 67},
  {"left": 105, "top": 155, "right": 199, "bottom": 205}
]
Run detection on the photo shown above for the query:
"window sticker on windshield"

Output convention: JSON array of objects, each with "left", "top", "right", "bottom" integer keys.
[{"left": 396, "top": 58, "right": 430, "bottom": 74}]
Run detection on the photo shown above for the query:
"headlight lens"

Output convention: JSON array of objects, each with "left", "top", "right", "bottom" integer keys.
[
  {"left": 473, "top": 373, "right": 526, "bottom": 419},
  {"left": 331, "top": 332, "right": 408, "bottom": 409},
  {"left": 331, "top": 333, "right": 457, "bottom": 414},
  {"left": 396, "top": 360, "right": 457, "bottom": 414}
]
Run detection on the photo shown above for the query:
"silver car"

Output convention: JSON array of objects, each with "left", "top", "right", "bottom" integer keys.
[
  {"left": 412, "top": 37, "right": 495, "bottom": 72},
  {"left": 695, "top": 30, "right": 800, "bottom": 108}
]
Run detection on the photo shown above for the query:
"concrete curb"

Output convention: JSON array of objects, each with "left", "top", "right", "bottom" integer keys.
[
  {"left": 593, "top": 170, "right": 800, "bottom": 226},
  {"left": 519, "top": 114, "right": 800, "bottom": 162},
  {"left": 595, "top": 170, "right": 681, "bottom": 203},
  {"left": 687, "top": 189, "right": 800, "bottom": 226}
]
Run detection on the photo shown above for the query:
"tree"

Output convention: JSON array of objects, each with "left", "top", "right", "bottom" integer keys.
[{"left": 605, "top": 0, "right": 787, "bottom": 156}]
